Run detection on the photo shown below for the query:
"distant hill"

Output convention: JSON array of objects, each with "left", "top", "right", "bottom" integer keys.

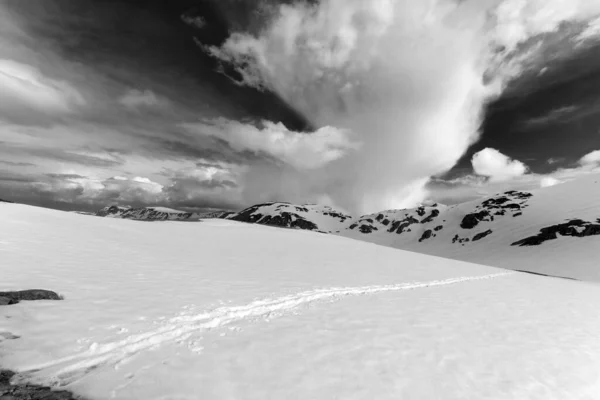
[
  {"left": 226, "top": 202, "right": 353, "bottom": 233},
  {"left": 95, "top": 205, "right": 233, "bottom": 221}
]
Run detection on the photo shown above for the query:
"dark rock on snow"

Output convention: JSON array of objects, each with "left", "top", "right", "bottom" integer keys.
[
  {"left": 388, "top": 216, "right": 419, "bottom": 234},
  {"left": 472, "top": 229, "right": 493, "bottom": 242},
  {"left": 512, "top": 219, "right": 600, "bottom": 246},
  {"left": 421, "top": 209, "right": 440, "bottom": 224},
  {"left": 0, "top": 290, "right": 62, "bottom": 305},
  {"left": 419, "top": 230, "right": 433, "bottom": 243},
  {"left": 1, "top": 370, "right": 83, "bottom": 400},
  {"left": 460, "top": 211, "right": 490, "bottom": 229}
]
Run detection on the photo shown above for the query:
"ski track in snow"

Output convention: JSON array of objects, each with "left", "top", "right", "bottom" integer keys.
[{"left": 17, "top": 272, "right": 513, "bottom": 387}]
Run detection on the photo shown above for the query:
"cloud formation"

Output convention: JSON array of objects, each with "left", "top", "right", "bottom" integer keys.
[
  {"left": 202, "top": 0, "right": 600, "bottom": 213},
  {"left": 472, "top": 148, "right": 529, "bottom": 181},
  {"left": 580, "top": 149, "right": 600, "bottom": 165},
  {"left": 0, "top": 59, "right": 84, "bottom": 120},
  {"left": 182, "top": 118, "right": 359, "bottom": 170}
]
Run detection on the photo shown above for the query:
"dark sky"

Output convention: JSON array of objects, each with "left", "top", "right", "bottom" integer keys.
[
  {"left": 1, "top": 0, "right": 599, "bottom": 214},
  {"left": 450, "top": 43, "right": 600, "bottom": 176}
]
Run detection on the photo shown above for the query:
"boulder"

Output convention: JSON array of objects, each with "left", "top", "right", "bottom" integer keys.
[{"left": 0, "top": 290, "right": 62, "bottom": 305}]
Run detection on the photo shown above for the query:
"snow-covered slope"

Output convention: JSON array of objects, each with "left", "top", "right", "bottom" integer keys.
[
  {"left": 95, "top": 205, "right": 233, "bottom": 221},
  {"left": 2, "top": 202, "right": 600, "bottom": 399},
  {"left": 227, "top": 202, "right": 353, "bottom": 233},
  {"left": 340, "top": 172, "right": 600, "bottom": 281}
]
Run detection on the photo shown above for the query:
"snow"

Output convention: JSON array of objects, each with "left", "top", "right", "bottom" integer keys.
[
  {"left": 340, "top": 172, "right": 600, "bottom": 281},
  {"left": 2, "top": 203, "right": 600, "bottom": 399}
]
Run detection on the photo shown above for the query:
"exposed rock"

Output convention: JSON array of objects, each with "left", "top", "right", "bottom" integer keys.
[
  {"left": 512, "top": 219, "right": 600, "bottom": 246},
  {"left": 0, "top": 297, "right": 15, "bottom": 306},
  {"left": 481, "top": 196, "right": 510, "bottom": 208},
  {"left": 0, "top": 290, "right": 62, "bottom": 305},
  {"left": 0, "top": 370, "right": 83, "bottom": 399},
  {"left": 419, "top": 230, "right": 433, "bottom": 243},
  {"left": 434, "top": 225, "right": 443, "bottom": 232},
  {"left": 257, "top": 213, "right": 319, "bottom": 231},
  {"left": 359, "top": 225, "right": 378, "bottom": 234},
  {"left": 381, "top": 219, "right": 390, "bottom": 226},
  {"left": 472, "top": 229, "right": 493, "bottom": 242},
  {"left": 460, "top": 211, "right": 490, "bottom": 229},
  {"left": 421, "top": 209, "right": 440, "bottom": 224},
  {"left": 416, "top": 207, "right": 426, "bottom": 217},
  {"left": 513, "top": 212, "right": 523, "bottom": 217},
  {"left": 388, "top": 216, "right": 419, "bottom": 234}
]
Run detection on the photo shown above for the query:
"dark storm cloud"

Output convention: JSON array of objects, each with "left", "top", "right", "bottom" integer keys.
[
  {"left": 0, "top": 160, "right": 36, "bottom": 167},
  {"left": 46, "top": 173, "right": 89, "bottom": 179},
  {"left": 449, "top": 42, "right": 600, "bottom": 178},
  {"left": 0, "top": 0, "right": 317, "bottom": 212}
]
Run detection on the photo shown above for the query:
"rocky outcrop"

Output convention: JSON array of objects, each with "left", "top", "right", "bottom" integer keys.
[
  {"left": 460, "top": 211, "right": 490, "bottom": 229},
  {"left": 419, "top": 230, "right": 433, "bottom": 243},
  {"left": 388, "top": 216, "right": 419, "bottom": 234},
  {"left": 511, "top": 219, "right": 600, "bottom": 246},
  {"left": 230, "top": 203, "right": 319, "bottom": 231},
  {"left": 472, "top": 229, "right": 493, "bottom": 242},
  {"left": 1, "top": 370, "right": 83, "bottom": 399},
  {"left": 421, "top": 209, "right": 440, "bottom": 224},
  {"left": 0, "top": 290, "right": 62, "bottom": 305}
]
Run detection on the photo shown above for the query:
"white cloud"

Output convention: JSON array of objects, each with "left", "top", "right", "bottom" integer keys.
[
  {"left": 182, "top": 119, "right": 360, "bottom": 170},
  {"left": 199, "top": 0, "right": 600, "bottom": 213},
  {"left": 580, "top": 150, "right": 600, "bottom": 165},
  {"left": 0, "top": 59, "right": 84, "bottom": 115},
  {"left": 540, "top": 176, "right": 561, "bottom": 187},
  {"left": 472, "top": 148, "right": 529, "bottom": 182},
  {"left": 119, "top": 89, "right": 166, "bottom": 109}
]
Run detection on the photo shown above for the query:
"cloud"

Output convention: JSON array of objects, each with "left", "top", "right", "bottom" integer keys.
[
  {"left": 181, "top": 13, "right": 206, "bottom": 29},
  {"left": 182, "top": 118, "right": 359, "bottom": 170},
  {"left": 199, "top": 0, "right": 600, "bottom": 213},
  {"left": 0, "top": 59, "right": 84, "bottom": 119},
  {"left": 540, "top": 176, "right": 561, "bottom": 187},
  {"left": 579, "top": 149, "right": 600, "bottom": 165},
  {"left": 472, "top": 148, "right": 529, "bottom": 181},
  {"left": 428, "top": 148, "right": 600, "bottom": 205},
  {"left": 119, "top": 89, "right": 167, "bottom": 109}
]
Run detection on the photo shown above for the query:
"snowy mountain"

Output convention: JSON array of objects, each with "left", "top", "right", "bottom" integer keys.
[
  {"left": 226, "top": 202, "right": 353, "bottom": 233},
  {"left": 339, "top": 172, "right": 600, "bottom": 281},
  {"left": 2, "top": 202, "right": 600, "bottom": 399},
  {"left": 95, "top": 205, "right": 233, "bottom": 221}
]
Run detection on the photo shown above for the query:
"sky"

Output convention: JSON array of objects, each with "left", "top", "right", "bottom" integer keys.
[{"left": 1, "top": 0, "right": 600, "bottom": 214}]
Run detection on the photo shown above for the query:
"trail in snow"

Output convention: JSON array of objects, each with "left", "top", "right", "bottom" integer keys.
[{"left": 16, "top": 272, "right": 513, "bottom": 387}]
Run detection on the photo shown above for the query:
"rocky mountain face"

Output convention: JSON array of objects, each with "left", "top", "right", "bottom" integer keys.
[
  {"left": 339, "top": 173, "right": 600, "bottom": 280},
  {"left": 226, "top": 202, "right": 353, "bottom": 233},
  {"left": 95, "top": 205, "right": 233, "bottom": 221},
  {"left": 342, "top": 189, "right": 534, "bottom": 246}
]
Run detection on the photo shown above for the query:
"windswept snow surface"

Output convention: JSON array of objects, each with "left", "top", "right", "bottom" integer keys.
[{"left": 2, "top": 203, "right": 600, "bottom": 399}]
